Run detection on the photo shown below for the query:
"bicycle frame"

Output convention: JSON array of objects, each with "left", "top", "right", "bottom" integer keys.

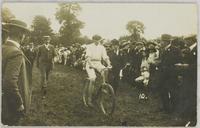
[{"left": 83, "top": 66, "right": 115, "bottom": 116}]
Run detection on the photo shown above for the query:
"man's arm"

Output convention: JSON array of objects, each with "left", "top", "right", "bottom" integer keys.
[
  {"left": 102, "top": 46, "right": 111, "bottom": 67},
  {"left": 4, "top": 54, "right": 24, "bottom": 109},
  {"left": 36, "top": 47, "right": 41, "bottom": 68},
  {"left": 85, "top": 46, "right": 93, "bottom": 67},
  {"left": 52, "top": 46, "right": 57, "bottom": 58}
]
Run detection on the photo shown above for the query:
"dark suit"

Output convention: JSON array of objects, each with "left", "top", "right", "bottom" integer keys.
[
  {"left": 37, "top": 44, "right": 56, "bottom": 89},
  {"left": 108, "top": 48, "right": 123, "bottom": 92},
  {"left": 2, "top": 40, "right": 31, "bottom": 125},
  {"left": 159, "top": 46, "right": 182, "bottom": 113},
  {"left": 176, "top": 44, "right": 197, "bottom": 125}
]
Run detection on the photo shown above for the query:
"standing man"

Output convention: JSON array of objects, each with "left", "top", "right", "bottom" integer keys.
[
  {"left": 23, "top": 43, "right": 37, "bottom": 85},
  {"left": 2, "top": 19, "right": 31, "bottom": 125},
  {"left": 25, "top": 43, "right": 36, "bottom": 66},
  {"left": 108, "top": 39, "right": 123, "bottom": 93},
  {"left": 159, "top": 38, "right": 183, "bottom": 113},
  {"left": 37, "top": 36, "right": 56, "bottom": 99}
]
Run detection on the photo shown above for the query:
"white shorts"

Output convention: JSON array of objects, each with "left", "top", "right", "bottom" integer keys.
[{"left": 85, "top": 61, "right": 105, "bottom": 80}]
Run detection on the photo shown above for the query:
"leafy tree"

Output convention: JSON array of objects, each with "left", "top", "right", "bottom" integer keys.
[
  {"left": 76, "top": 36, "right": 92, "bottom": 45},
  {"left": 126, "top": 20, "right": 145, "bottom": 42},
  {"left": 51, "top": 33, "right": 60, "bottom": 46},
  {"left": 2, "top": 7, "right": 15, "bottom": 22},
  {"left": 30, "top": 15, "right": 53, "bottom": 45},
  {"left": 55, "top": 3, "right": 84, "bottom": 46}
]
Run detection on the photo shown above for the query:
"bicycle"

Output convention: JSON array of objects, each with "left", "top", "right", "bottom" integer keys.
[{"left": 82, "top": 66, "right": 116, "bottom": 116}]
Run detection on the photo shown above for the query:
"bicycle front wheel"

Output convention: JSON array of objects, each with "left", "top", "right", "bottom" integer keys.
[{"left": 99, "top": 83, "right": 115, "bottom": 116}]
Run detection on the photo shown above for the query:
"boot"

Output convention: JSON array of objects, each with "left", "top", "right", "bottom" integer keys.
[{"left": 41, "top": 87, "right": 47, "bottom": 99}]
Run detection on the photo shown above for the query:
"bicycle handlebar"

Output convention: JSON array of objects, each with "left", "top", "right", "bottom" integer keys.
[
  {"left": 103, "top": 66, "right": 112, "bottom": 69},
  {"left": 89, "top": 66, "right": 112, "bottom": 70}
]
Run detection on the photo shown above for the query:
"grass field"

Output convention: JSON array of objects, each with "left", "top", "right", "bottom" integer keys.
[{"left": 18, "top": 64, "right": 183, "bottom": 126}]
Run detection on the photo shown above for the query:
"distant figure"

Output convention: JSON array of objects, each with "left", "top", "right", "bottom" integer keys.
[
  {"left": 25, "top": 43, "right": 36, "bottom": 65},
  {"left": 135, "top": 48, "right": 150, "bottom": 100},
  {"left": 23, "top": 43, "right": 37, "bottom": 85},
  {"left": 37, "top": 36, "right": 56, "bottom": 99},
  {"left": 108, "top": 39, "right": 123, "bottom": 93},
  {"left": 2, "top": 19, "right": 32, "bottom": 125},
  {"left": 159, "top": 38, "right": 183, "bottom": 113}
]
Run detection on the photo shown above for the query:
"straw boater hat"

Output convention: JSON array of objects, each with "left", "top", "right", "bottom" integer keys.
[{"left": 4, "top": 19, "right": 30, "bottom": 33}]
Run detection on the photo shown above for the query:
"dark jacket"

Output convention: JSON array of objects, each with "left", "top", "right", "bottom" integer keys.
[
  {"left": 109, "top": 49, "right": 123, "bottom": 73},
  {"left": 37, "top": 44, "right": 56, "bottom": 70},
  {"left": 2, "top": 40, "right": 31, "bottom": 115}
]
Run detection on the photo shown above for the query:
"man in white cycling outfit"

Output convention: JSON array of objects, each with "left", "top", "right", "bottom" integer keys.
[{"left": 85, "top": 35, "right": 112, "bottom": 107}]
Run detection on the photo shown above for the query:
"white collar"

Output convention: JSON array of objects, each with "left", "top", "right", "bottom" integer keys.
[
  {"left": 7, "top": 39, "right": 20, "bottom": 48},
  {"left": 190, "top": 43, "right": 197, "bottom": 51},
  {"left": 45, "top": 43, "right": 49, "bottom": 47}
]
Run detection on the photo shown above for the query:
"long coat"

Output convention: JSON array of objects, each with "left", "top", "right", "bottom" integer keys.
[{"left": 2, "top": 40, "right": 31, "bottom": 124}]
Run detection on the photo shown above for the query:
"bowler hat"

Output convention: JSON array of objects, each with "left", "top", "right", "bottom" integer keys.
[
  {"left": 4, "top": 19, "right": 30, "bottom": 33},
  {"left": 111, "top": 39, "right": 119, "bottom": 45},
  {"left": 92, "top": 35, "right": 101, "bottom": 41},
  {"left": 147, "top": 41, "right": 157, "bottom": 46}
]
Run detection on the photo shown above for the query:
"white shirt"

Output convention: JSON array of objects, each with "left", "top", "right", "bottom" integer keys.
[
  {"left": 114, "top": 48, "right": 119, "bottom": 56},
  {"left": 147, "top": 50, "right": 159, "bottom": 64},
  {"left": 190, "top": 43, "right": 197, "bottom": 51},
  {"left": 85, "top": 43, "right": 109, "bottom": 61}
]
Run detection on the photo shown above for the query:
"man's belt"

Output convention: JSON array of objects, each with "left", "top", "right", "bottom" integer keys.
[{"left": 91, "top": 59, "right": 101, "bottom": 61}]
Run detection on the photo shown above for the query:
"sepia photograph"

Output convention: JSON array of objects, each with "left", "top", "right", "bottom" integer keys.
[{"left": 1, "top": 1, "right": 198, "bottom": 127}]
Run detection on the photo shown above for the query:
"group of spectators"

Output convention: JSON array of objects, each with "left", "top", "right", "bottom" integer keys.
[
  {"left": 52, "top": 35, "right": 197, "bottom": 126},
  {"left": 54, "top": 44, "right": 85, "bottom": 68},
  {"left": 2, "top": 18, "right": 197, "bottom": 126},
  {"left": 106, "top": 36, "right": 197, "bottom": 126}
]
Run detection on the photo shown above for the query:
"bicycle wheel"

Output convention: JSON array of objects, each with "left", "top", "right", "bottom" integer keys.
[
  {"left": 82, "top": 79, "right": 89, "bottom": 107},
  {"left": 99, "top": 83, "right": 115, "bottom": 116}
]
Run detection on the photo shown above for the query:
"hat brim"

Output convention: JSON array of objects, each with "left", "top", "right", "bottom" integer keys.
[{"left": 5, "top": 23, "right": 30, "bottom": 33}]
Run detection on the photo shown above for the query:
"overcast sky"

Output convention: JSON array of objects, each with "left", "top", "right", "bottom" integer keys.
[{"left": 3, "top": 3, "right": 198, "bottom": 40}]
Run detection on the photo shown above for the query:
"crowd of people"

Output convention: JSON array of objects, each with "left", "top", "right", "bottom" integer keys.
[
  {"left": 51, "top": 34, "right": 197, "bottom": 126},
  {"left": 2, "top": 18, "right": 197, "bottom": 126}
]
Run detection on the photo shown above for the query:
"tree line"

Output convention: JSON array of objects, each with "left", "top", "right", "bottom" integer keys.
[{"left": 2, "top": 3, "right": 178, "bottom": 47}]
